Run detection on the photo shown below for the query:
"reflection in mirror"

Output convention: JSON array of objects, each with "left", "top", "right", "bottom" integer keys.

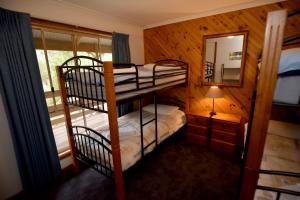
[{"left": 203, "top": 32, "right": 247, "bottom": 86}]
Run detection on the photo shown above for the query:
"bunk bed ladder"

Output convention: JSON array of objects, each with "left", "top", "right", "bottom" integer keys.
[{"left": 139, "top": 94, "right": 158, "bottom": 157}]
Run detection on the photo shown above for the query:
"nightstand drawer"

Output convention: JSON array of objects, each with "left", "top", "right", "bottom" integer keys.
[
  {"left": 211, "top": 139, "right": 236, "bottom": 153},
  {"left": 211, "top": 120, "right": 239, "bottom": 132},
  {"left": 211, "top": 130, "right": 237, "bottom": 144},
  {"left": 187, "top": 134, "right": 207, "bottom": 145},
  {"left": 187, "top": 125, "right": 208, "bottom": 136},
  {"left": 187, "top": 115, "right": 209, "bottom": 126}
]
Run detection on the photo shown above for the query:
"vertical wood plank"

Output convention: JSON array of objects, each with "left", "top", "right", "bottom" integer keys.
[
  {"left": 56, "top": 66, "right": 80, "bottom": 172},
  {"left": 240, "top": 10, "right": 287, "bottom": 200},
  {"left": 103, "top": 62, "right": 125, "bottom": 200}
]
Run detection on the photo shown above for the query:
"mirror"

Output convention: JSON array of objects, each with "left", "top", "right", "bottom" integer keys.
[{"left": 202, "top": 31, "right": 248, "bottom": 86}]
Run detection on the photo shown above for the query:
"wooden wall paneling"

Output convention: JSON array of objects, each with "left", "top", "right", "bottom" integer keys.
[
  {"left": 103, "top": 62, "right": 125, "bottom": 200},
  {"left": 144, "top": 0, "right": 300, "bottom": 120},
  {"left": 240, "top": 10, "right": 287, "bottom": 200}
]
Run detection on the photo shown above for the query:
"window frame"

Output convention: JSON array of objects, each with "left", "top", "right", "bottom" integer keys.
[{"left": 32, "top": 18, "right": 112, "bottom": 159}]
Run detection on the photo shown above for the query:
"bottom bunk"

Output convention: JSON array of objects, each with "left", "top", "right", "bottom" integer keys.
[
  {"left": 252, "top": 120, "right": 300, "bottom": 199},
  {"left": 71, "top": 104, "right": 186, "bottom": 177}
]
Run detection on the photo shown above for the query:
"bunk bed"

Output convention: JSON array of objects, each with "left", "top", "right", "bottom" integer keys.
[
  {"left": 204, "top": 61, "right": 214, "bottom": 82},
  {"left": 255, "top": 42, "right": 300, "bottom": 123},
  {"left": 57, "top": 56, "right": 188, "bottom": 179},
  {"left": 240, "top": 8, "right": 300, "bottom": 200}
]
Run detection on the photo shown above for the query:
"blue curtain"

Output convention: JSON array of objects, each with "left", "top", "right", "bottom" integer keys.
[
  {"left": 0, "top": 8, "right": 61, "bottom": 191},
  {"left": 112, "top": 32, "right": 133, "bottom": 116}
]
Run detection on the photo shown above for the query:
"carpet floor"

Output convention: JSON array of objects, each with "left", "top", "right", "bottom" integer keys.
[{"left": 35, "top": 131, "right": 241, "bottom": 200}]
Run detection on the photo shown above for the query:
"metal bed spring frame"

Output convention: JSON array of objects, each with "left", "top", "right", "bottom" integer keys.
[
  {"left": 239, "top": 7, "right": 300, "bottom": 199},
  {"left": 60, "top": 56, "right": 188, "bottom": 112},
  {"left": 59, "top": 56, "right": 188, "bottom": 178},
  {"left": 204, "top": 61, "right": 214, "bottom": 82}
]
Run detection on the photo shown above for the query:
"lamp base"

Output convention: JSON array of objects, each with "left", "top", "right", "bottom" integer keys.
[{"left": 209, "top": 111, "right": 216, "bottom": 116}]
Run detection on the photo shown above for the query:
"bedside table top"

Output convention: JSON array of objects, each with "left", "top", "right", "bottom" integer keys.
[
  {"left": 188, "top": 110, "right": 211, "bottom": 118},
  {"left": 188, "top": 110, "right": 242, "bottom": 123},
  {"left": 212, "top": 112, "right": 242, "bottom": 123}
]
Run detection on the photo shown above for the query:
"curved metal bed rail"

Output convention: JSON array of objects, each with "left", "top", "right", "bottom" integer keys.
[
  {"left": 154, "top": 59, "right": 188, "bottom": 66},
  {"left": 256, "top": 169, "right": 300, "bottom": 199},
  {"left": 61, "top": 55, "right": 103, "bottom": 67},
  {"left": 62, "top": 65, "right": 107, "bottom": 112},
  {"left": 153, "top": 59, "right": 189, "bottom": 86},
  {"left": 72, "top": 126, "right": 113, "bottom": 178}
]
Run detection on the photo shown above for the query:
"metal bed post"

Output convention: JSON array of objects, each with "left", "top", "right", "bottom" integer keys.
[
  {"left": 154, "top": 93, "right": 158, "bottom": 146},
  {"left": 139, "top": 96, "right": 145, "bottom": 157},
  {"left": 139, "top": 93, "right": 159, "bottom": 157}
]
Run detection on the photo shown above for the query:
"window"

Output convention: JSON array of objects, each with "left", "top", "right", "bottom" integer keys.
[{"left": 32, "top": 21, "right": 112, "bottom": 155}]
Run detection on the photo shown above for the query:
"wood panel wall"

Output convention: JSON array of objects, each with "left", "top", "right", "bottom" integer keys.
[{"left": 144, "top": 0, "right": 300, "bottom": 120}]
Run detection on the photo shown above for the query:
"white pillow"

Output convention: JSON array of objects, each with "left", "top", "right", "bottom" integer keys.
[
  {"left": 279, "top": 47, "right": 300, "bottom": 74},
  {"left": 113, "top": 67, "right": 136, "bottom": 73},
  {"left": 142, "top": 104, "right": 179, "bottom": 115},
  {"left": 142, "top": 64, "right": 155, "bottom": 70}
]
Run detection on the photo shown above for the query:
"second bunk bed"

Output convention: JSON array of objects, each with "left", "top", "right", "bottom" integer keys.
[{"left": 57, "top": 56, "right": 189, "bottom": 178}]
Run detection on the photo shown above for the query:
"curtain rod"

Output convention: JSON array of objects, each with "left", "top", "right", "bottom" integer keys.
[{"left": 31, "top": 17, "right": 112, "bottom": 37}]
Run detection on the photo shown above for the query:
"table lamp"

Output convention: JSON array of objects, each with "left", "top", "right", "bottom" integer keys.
[{"left": 205, "top": 86, "right": 224, "bottom": 116}]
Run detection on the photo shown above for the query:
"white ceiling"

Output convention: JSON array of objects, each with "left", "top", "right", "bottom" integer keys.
[{"left": 58, "top": 0, "right": 283, "bottom": 28}]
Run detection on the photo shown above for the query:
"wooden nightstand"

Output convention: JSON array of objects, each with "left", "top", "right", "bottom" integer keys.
[
  {"left": 187, "top": 110, "right": 243, "bottom": 155},
  {"left": 187, "top": 111, "right": 211, "bottom": 145},
  {"left": 210, "top": 113, "right": 243, "bottom": 154}
]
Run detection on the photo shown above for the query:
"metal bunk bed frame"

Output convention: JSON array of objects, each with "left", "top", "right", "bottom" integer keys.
[
  {"left": 57, "top": 56, "right": 188, "bottom": 199},
  {"left": 239, "top": 7, "right": 300, "bottom": 200},
  {"left": 204, "top": 61, "right": 215, "bottom": 82}
]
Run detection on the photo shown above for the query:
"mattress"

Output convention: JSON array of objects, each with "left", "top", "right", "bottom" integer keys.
[
  {"left": 78, "top": 109, "right": 186, "bottom": 171},
  {"left": 273, "top": 76, "right": 300, "bottom": 105},
  {"left": 252, "top": 120, "right": 300, "bottom": 200},
  {"left": 257, "top": 47, "right": 300, "bottom": 105},
  {"left": 66, "top": 64, "right": 187, "bottom": 101}
]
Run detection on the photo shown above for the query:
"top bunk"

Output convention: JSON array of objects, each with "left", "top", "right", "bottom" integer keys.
[{"left": 58, "top": 56, "right": 188, "bottom": 112}]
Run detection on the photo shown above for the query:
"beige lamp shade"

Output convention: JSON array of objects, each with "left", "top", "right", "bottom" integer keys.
[{"left": 205, "top": 86, "right": 224, "bottom": 98}]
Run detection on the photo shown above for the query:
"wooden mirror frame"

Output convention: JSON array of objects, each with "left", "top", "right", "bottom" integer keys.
[{"left": 202, "top": 31, "right": 248, "bottom": 87}]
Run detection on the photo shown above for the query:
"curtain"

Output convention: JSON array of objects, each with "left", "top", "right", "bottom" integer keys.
[
  {"left": 0, "top": 8, "right": 61, "bottom": 191},
  {"left": 112, "top": 32, "right": 133, "bottom": 116}
]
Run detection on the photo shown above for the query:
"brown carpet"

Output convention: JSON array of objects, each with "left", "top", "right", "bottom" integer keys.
[{"left": 31, "top": 130, "right": 241, "bottom": 200}]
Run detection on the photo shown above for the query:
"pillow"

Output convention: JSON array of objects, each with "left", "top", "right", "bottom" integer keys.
[
  {"left": 142, "top": 64, "right": 155, "bottom": 71},
  {"left": 278, "top": 47, "right": 300, "bottom": 74},
  {"left": 142, "top": 104, "right": 179, "bottom": 115},
  {"left": 113, "top": 67, "right": 136, "bottom": 74},
  {"left": 143, "top": 63, "right": 182, "bottom": 72}
]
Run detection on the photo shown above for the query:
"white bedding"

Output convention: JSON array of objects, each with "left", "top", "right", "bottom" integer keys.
[
  {"left": 257, "top": 48, "right": 300, "bottom": 105},
  {"left": 66, "top": 63, "right": 186, "bottom": 101},
  {"left": 69, "top": 64, "right": 185, "bottom": 85},
  {"left": 245, "top": 121, "right": 300, "bottom": 200},
  {"left": 273, "top": 76, "right": 300, "bottom": 104},
  {"left": 78, "top": 109, "right": 186, "bottom": 171},
  {"left": 275, "top": 48, "right": 300, "bottom": 104}
]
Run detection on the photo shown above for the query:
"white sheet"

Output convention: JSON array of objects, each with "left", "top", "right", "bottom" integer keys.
[
  {"left": 257, "top": 48, "right": 300, "bottom": 105},
  {"left": 279, "top": 47, "right": 300, "bottom": 74},
  {"left": 69, "top": 64, "right": 186, "bottom": 85},
  {"left": 68, "top": 73, "right": 186, "bottom": 101},
  {"left": 273, "top": 76, "right": 300, "bottom": 104},
  {"left": 79, "top": 109, "right": 186, "bottom": 171},
  {"left": 253, "top": 120, "right": 300, "bottom": 200}
]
